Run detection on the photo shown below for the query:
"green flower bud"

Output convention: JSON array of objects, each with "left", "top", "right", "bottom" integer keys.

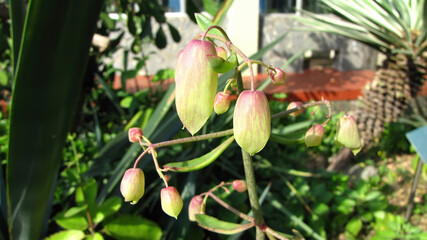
[
  {"left": 232, "top": 180, "right": 247, "bottom": 193},
  {"left": 287, "top": 102, "right": 304, "bottom": 117},
  {"left": 269, "top": 68, "right": 286, "bottom": 85},
  {"left": 175, "top": 39, "right": 218, "bottom": 135},
  {"left": 216, "top": 46, "right": 227, "bottom": 59},
  {"left": 188, "top": 195, "right": 205, "bottom": 222},
  {"left": 336, "top": 115, "right": 362, "bottom": 154},
  {"left": 161, "top": 186, "right": 183, "bottom": 219},
  {"left": 305, "top": 124, "right": 325, "bottom": 147},
  {"left": 120, "top": 168, "right": 145, "bottom": 205},
  {"left": 233, "top": 90, "right": 271, "bottom": 155},
  {"left": 214, "top": 92, "right": 231, "bottom": 115},
  {"left": 128, "top": 127, "right": 143, "bottom": 143}
]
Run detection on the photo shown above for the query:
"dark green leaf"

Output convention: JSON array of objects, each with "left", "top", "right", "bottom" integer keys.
[
  {"left": 45, "top": 230, "right": 85, "bottom": 240},
  {"left": 185, "top": 0, "right": 200, "bottom": 23},
  {"left": 167, "top": 23, "right": 181, "bottom": 43},
  {"left": 155, "top": 26, "right": 167, "bottom": 49},
  {"left": 164, "top": 136, "right": 234, "bottom": 172},
  {"left": 104, "top": 215, "right": 162, "bottom": 240},
  {"left": 7, "top": 0, "right": 103, "bottom": 238},
  {"left": 127, "top": 13, "right": 136, "bottom": 36},
  {"left": 195, "top": 214, "right": 254, "bottom": 235}
]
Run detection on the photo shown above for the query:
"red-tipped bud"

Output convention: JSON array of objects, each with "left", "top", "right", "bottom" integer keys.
[
  {"left": 233, "top": 90, "right": 271, "bottom": 155},
  {"left": 287, "top": 102, "right": 304, "bottom": 117},
  {"left": 188, "top": 195, "right": 205, "bottom": 221},
  {"left": 336, "top": 115, "right": 362, "bottom": 154},
  {"left": 305, "top": 124, "right": 325, "bottom": 147},
  {"left": 232, "top": 180, "right": 247, "bottom": 193},
  {"left": 128, "top": 128, "right": 143, "bottom": 143},
  {"left": 161, "top": 186, "right": 183, "bottom": 219},
  {"left": 175, "top": 39, "right": 218, "bottom": 135},
  {"left": 269, "top": 68, "right": 286, "bottom": 85},
  {"left": 120, "top": 168, "right": 145, "bottom": 205},
  {"left": 216, "top": 47, "right": 227, "bottom": 60},
  {"left": 214, "top": 92, "right": 231, "bottom": 115}
]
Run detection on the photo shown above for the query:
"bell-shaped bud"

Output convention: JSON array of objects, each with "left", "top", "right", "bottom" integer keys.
[
  {"left": 175, "top": 39, "right": 218, "bottom": 135},
  {"left": 233, "top": 90, "right": 271, "bottom": 155},
  {"left": 188, "top": 195, "right": 205, "bottom": 221},
  {"left": 120, "top": 168, "right": 145, "bottom": 205},
  {"left": 336, "top": 115, "right": 362, "bottom": 154},
  {"left": 214, "top": 92, "right": 231, "bottom": 115},
  {"left": 269, "top": 68, "right": 286, "bottom": 85},
  {"left": 232, "top": 180, "right": 247, "bottom": 193},
  {"left": 305, "top": 124, "right": 325, "bottom": 147},
  {"left": 128, "top": 127, "right": 143, "bottom": 143},
  {"left": 287, "top": 102, "right": 304, "bottom": 117},
  {"left": 161, "top": 186, "right": 183, "bottom": 219},
  {"left": 216, "top": 46, "right": 227, "bottom": 60}
]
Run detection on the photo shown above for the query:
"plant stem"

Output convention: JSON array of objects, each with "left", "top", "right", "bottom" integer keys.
[
  {"left": 152, "top": 129, "right": 234, "bottom": 148},
  {"left": 242, "top": 149, "right": 265, "bottom": 240},
  {"left": 207, "top": 192, "right": 253, "bottom": 222}
]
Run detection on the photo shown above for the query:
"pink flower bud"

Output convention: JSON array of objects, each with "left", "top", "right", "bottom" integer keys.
[
  {"left": 128, "top": 127, "right": 143, "bottom": 143},
  {"left": 233, "top": 90, "right": 271, "bottom": 155},
  {"left": 336, "top": 115, "right": 362, "bottom": 153},
  {"left": 161, "top": 186, "right": 183, "bottom": 219},
  {"left": 120, "top": 168, "right": 145, "bottom": 205},
  {"left": 214, "top": 92, "right": 231, "bottom": 115},
  {"left": 305, "top": 124, "right": 325, "bottom": 147},
  {"left": 216, "top": 46, "right": 227, "bottom": 60},
  {"left": 188, "top": 195, "right": 205, "bottom": 221},
  {"left": 287, "top": 102, "right": 304, "bottom": 117},
  {"left": 269, "top": 68, "right": 286, "bottom": 85},
  {"left": 175, "top": 39, "right": 218, "bottom": 135},
  {"left": 232, "top": 180, "right": 247, "bottom": 193}
]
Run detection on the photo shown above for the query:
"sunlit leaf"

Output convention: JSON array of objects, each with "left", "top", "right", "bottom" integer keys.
[
  {"left": 195, "top": 214, "right": 254, "bottom": 235},
  {"left": 93, "top": 197, "right": 122, "bottom": 224},
  {"left": 45, "top": 230, "right": 85, "bottom": 240},
  {"left": 164, "top": 136, "right": 234, "bottom": 172},
  {"left": 104, "top": 215, "right": 162, "bottom": 240},
  {"left": 195, "top": 13, "right": 223, "bottom": 37},
  {"left": 207, "top": 55, "right": 235, "bottom": 73}
]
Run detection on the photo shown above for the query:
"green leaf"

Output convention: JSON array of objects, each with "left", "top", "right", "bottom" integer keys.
[
  {"left": 93, "top": 196, "right": 122, "bottom": 224},
  {"left": 63, "top": 205, "right": 88, "bottom": 218},
  {"left": 45, "top": 230, "right": 85, "bottom": 240},
  {"left": 345, "top": 218, "right": 362, "bottom": 240},
  {"left": 152, "top": 69, "right": 175, "bottom": 83},
  {"left": 164, "top": 136, "right": 234, "bottom": 172},
  {"left": 167, "top": 23, "right": 181, "bottom": 42},
  {"left": 155, "top": 26, "right": 167, "bottom": 49},
  {"left": 7, "top": 0, "right": 103, "bottom": 238},
  {"left": 86, "top": 232, "right": 104, "bottom": 240},
  {"left": 104, "top": 215, "right": 162, "bottom": 240},
  {"left": 75, "top": 179, "right": 98, "bottom": 218},
  {"left": 195, "top": 214, "right": 254, "bottom": 235},
  {"left": 120, "top": 96, "right": 133, "bottom": 109},
  {"left": 269, "top": 133, "right": 304, "bottom": 145},
  {"left": 54, "top": 212, "right": 88, "bottom": 231},
  {"left": 127, "top": 12, "right": 136, "bottom": 36},
  {"left": 207, "top": 55, "right": 235, "bottom": 73},
  {"left": 202, "top": 0, "right": 220, "bottom": 16},
  {"left": 194, "top": 13, "right": 223, "bottom": 37},
  {"left": 0, "top": 70, "right": 7, "bottom": 86}
]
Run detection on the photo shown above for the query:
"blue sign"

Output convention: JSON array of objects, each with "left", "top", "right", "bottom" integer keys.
[{"left": 406, "top": 126, "right": 427, "bottom": 164}]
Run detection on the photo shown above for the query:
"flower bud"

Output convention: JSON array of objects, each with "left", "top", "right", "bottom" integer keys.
[
  {"left": 120, "top": 168, "right": 145, "bottom": 205},
  {"left": 336, "top": 115, "right": 362, "bottom": 154},
  {"left": 188, "top": 195, "right": 205, "bottom": 221},
  {"left": 175, "top": 39, "right": 218, "bottom": 135},
  {"left": 269, "top": 68, "right": 286, "bottom": 85},
  {"left": 216, "top": 47, "right": 227, "bottom": 60},
  {"left": 305, "top": 124, "right": 325, "bottom": 147},
  {"left": 128, "top": 127, "right": 143, "bottom": 143},
  {"left": 161, "top": 186, "right": 183, "bottom": 219},
  {"left": 287, "top": 102, "right": 304, "bottom": 117},
  {"left": 214, "top": 92, "right": 231, "bottom": 115},
  {"left": 233, "top": 90, "right": 271, "bottom": 155},
  {"left": 232, "top": 180, "right": 247, "bottom": 193}
]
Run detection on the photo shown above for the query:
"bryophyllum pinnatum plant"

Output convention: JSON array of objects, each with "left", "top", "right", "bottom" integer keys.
[{"left": 119, "top": 24, "right": 363, "bottom": 239}]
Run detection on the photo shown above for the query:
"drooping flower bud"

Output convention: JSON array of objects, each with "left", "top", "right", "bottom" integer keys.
[
  {"left": 161, "top": 186, "right": 183, "bottom": 219},
  {"left": 175, "top": 39, "right": 218, "bottom": 135},
  {"left": 232, "top": 180, "right": 247, "bottom": 193},
  {"left": 336, "top": 115, "right": 362, "bottom": 154},
  {"left": 216, "top": 46, "right": 227, "bottom": 60},
  {"left": 188, "top": 195, "right": 205, "bottom": 221},
  {"left": 120, "top": 168, "right": 145, "bottom": 205},
  {"left": 233, "top": 90, "right": 271, "bottom": 155},
  {"left": 287, "top": 102, "right": 305, "bottom": 117},
  {"left": 128, "top": 127, "right": 143, "bottom": 143},
  {"left": 214, "top": 92, "right": 231, "bottom": 115},
  {"left": 269, "top": 68, "right": 286, "bottom": 85},
  {"left": 305, "top": 124, "right": 325, "bottom": 147}
]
